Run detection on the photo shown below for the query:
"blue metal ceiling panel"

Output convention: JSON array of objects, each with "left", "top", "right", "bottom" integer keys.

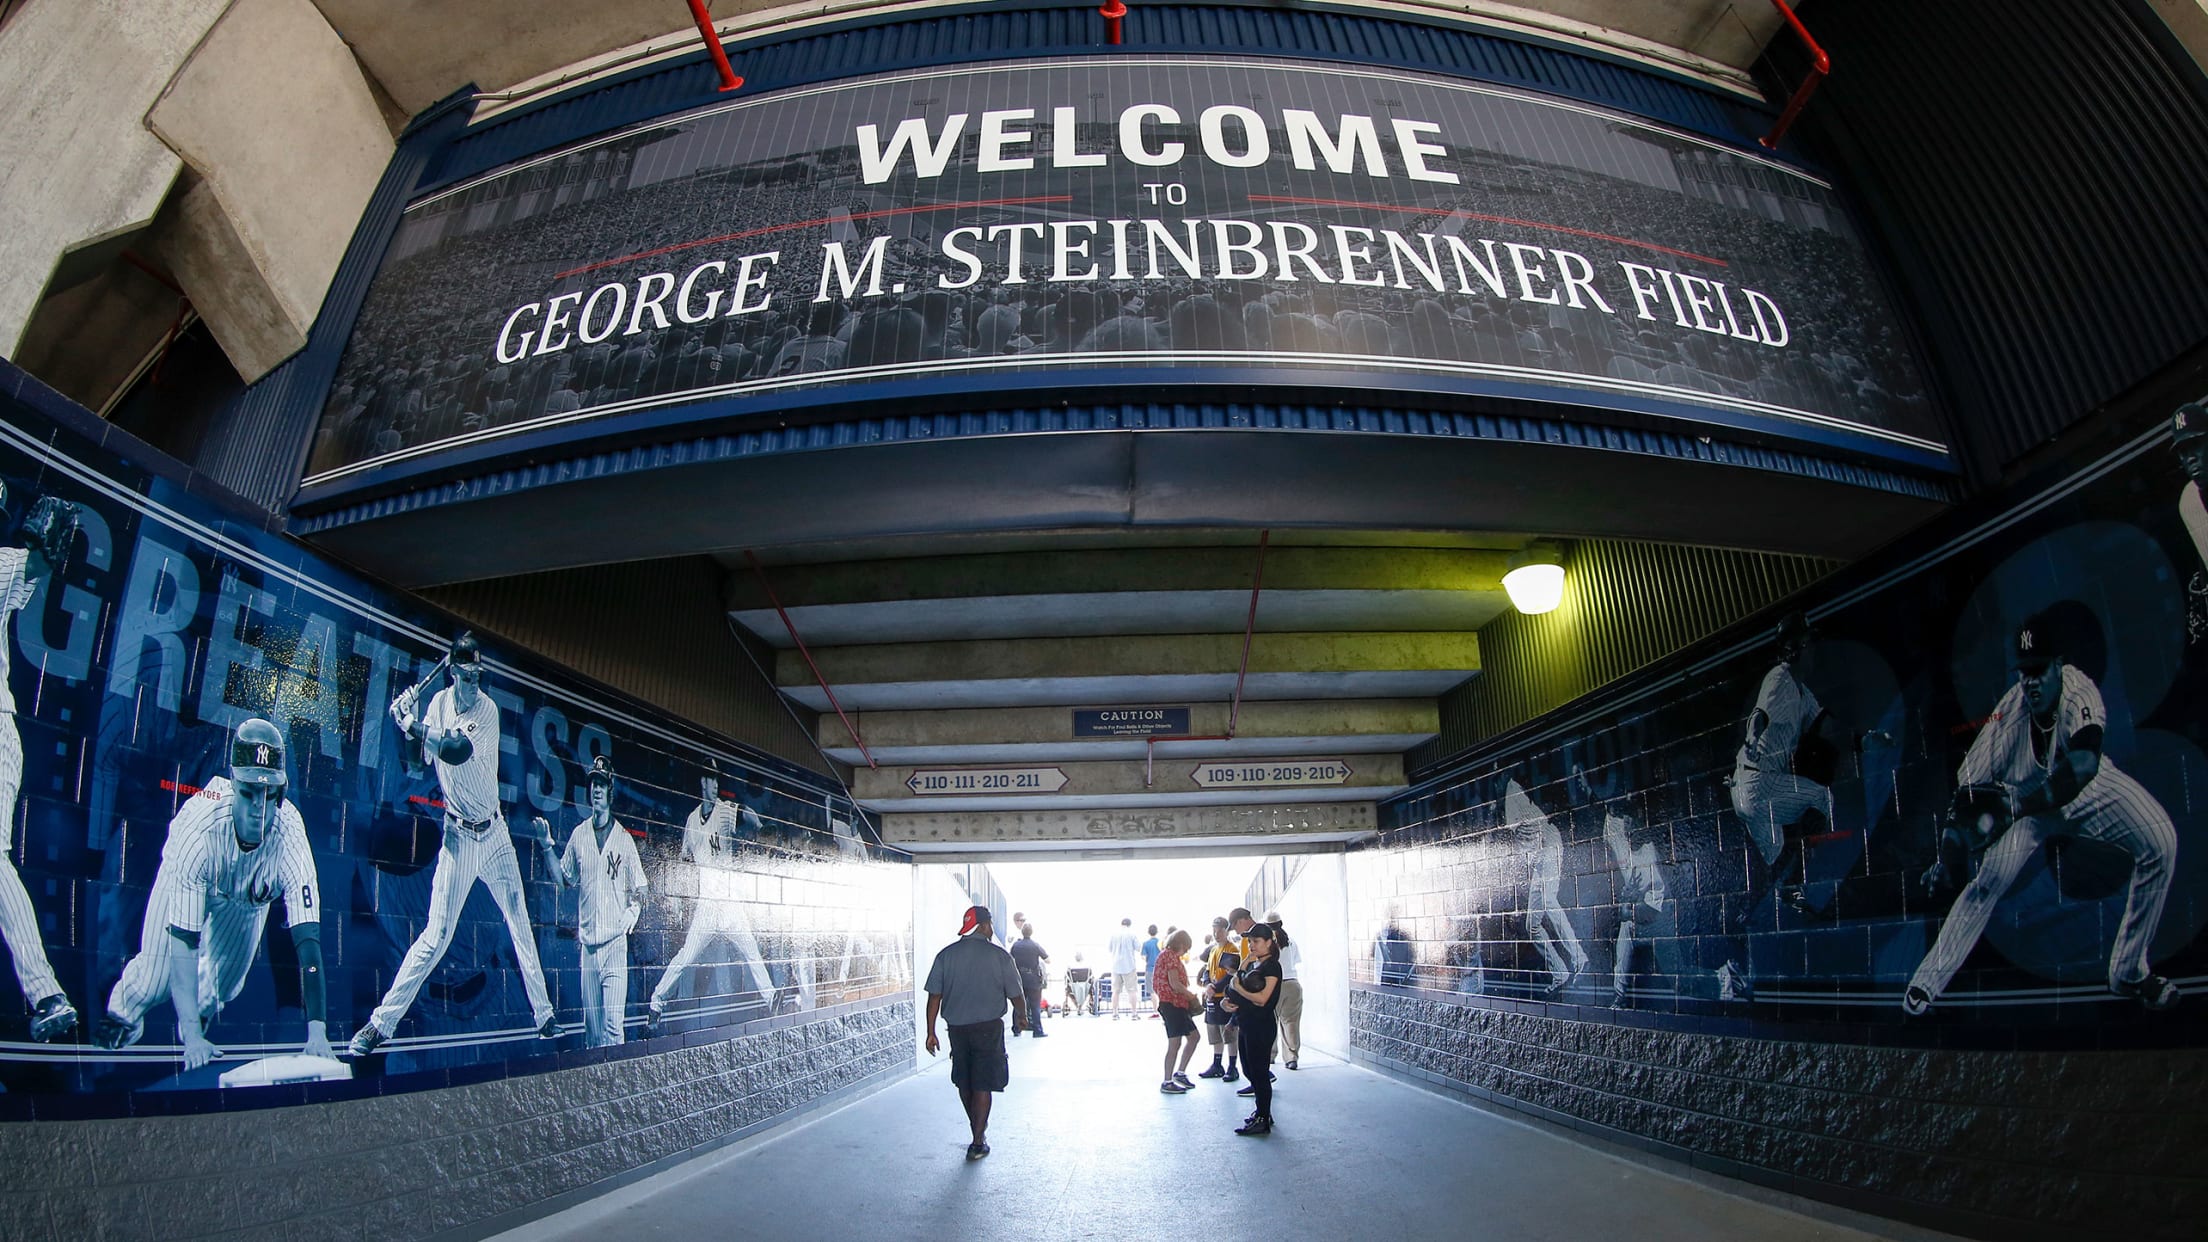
[
  {"left": 420, "top": 1, "right": 1772, "bottom": 196},
  {"left": 289, "top": 399, "right": 1949, "bottom": 536}
]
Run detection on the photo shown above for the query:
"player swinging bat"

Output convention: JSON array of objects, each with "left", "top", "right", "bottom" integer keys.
[
  {"left": 350, "top": 632, "right": 557, "bottom": 1056},
  {"left": 96, "top": 718, "right": 329, "bottom": 1067}
]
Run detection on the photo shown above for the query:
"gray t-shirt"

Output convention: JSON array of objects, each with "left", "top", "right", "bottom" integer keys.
[{"left": 925, "top": 933, "right": 1025, "bottom": 1026}]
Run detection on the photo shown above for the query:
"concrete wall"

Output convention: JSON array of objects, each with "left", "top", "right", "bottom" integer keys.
[
  {"left": 1273, "top": 852, "right": 1350, "bottom": 1058},
  {"left": 0, "top": 1000, "right": 913, "bottom": 1240},
  {"left": 1346, "top": 375, "right": 2208, "bottom": 1237}
]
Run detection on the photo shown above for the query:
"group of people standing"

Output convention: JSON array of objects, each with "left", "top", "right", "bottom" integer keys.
[
  {"left": 1153, "top": 907, "right": 1301, "bottom": 1137},
  {"left": 921, "top": 902, "right": 1308, "bottom": 1156}
]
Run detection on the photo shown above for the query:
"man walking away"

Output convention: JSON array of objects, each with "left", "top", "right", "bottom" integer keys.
[
  {"left": 925, "top": 905, "right": 1027, "bottom": 1159},
  {"left": 1108, "top": 917, "right": 1141, "bottom": 1018},
  {"left": 1009, "top": 923, "right": 1050, "bottom": 1039}
]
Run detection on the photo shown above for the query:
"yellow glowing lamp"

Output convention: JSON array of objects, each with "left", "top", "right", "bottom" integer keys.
[{"left": 1502, "top": 545, "right": 1565, "bottom": 615}]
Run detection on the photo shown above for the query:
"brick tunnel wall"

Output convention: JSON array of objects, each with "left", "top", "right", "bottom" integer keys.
[
  {"left": 1348, "top": 386, "right": 2208, "bottom": 1238},
  {"left": 0, "top": 361, "right": 917, "bottom": 1239}
]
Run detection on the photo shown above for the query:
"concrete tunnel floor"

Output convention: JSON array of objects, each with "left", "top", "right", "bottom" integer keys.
[{"left": 497, "top": 1012, "right": 1957, "bottom": 1242}]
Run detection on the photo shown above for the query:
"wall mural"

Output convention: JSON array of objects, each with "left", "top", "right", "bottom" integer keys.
[
  {"left": 1361, "top": 392, "right": 2208, "bottom": 1034},
  {"left": 303, "top": 54, "right": 1942, "bottom": 494},
  {"left": 0, "top": 378, "right": 910, "bottom": 1112}
]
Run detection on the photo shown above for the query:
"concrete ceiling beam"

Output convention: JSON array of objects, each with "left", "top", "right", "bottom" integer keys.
[
  {"left": 730, "top": 547, "right": 1512, "bottom": 609},
  {"left": 879, "top": 801, "right": 1379, "bottom": 852},
  {"left": 852, "top": 753, "right": 1406, "bottom": 802},
  {"left": 772, "top": 631, "right": 1479, "bottom": 711},
  {"left": 735, "top": 588, "right": 1510, "bottom": 648},
  {"left": 814, "top": 699, "right": 1438, "bottom": 765}
]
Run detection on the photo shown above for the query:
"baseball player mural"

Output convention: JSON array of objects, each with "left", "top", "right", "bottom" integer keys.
[
  {"left": 647, "top": 768, "right": 775, "bottom": 1033},
  {"left": 1603, "top": 809, "right": 1670, "bottom": 1006},
  {"left": 95, "top": 719, "right": 330, "bottom": 1066},
  {"left": 2170, "top": 401, "right": 2208, "bottom": 570},
  {"left": 530, "top": 754, "right": 646, "bottom": 1048},
  {"left": 0, "top": 484, "right": 80, "bottom": 1042},
  {"left": 1504, "top": 777, "right": 1586, "bottom": 994},
  {"left": 1904, "top": 614, "right": 2181, "bottom": 1015},
  {"left": 350, "top": 633, "right": 557, "bottom": 1056},
  {"left": 1729, "top": 612, "right": 1888, "bottom": 920}
]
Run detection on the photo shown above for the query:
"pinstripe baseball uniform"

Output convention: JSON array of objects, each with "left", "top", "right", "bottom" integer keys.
[
  {"left": 651, "top": 800, "right": 772, "bottom": 1009},
  {"left": 107, "top": 776, "right": 319, "bottom": 1026},
  {"left": 1730, "top": 660, "right": 1832, "bottom": 865},
  {"left": 1506, "top": 779, "right": 1585, "bottom": 986},
  {"left": 1606, "top": 812, "right": 1669, "bottom": 998},
  {"left": 0, "top": 547, "right": 63, "bottom": 1004},
  {"left": 367, "top": 685, "right": 553, "bottom": 1037},
  {"left": 1910, "top": 665, "right": 2177, "bottom": 999},
  {"left": 2182, "top": 481, "right": 2208, "bottom": 568},
  {"left": 560, "top": 818, "right": 645, "bottom": 1046}
]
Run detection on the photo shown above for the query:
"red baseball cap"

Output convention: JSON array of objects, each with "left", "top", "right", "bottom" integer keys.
[{"left": 958, "top": 905, "right": 991, "bottom": 935}]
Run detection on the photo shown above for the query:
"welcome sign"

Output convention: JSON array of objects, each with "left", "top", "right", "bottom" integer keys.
[{"left": 307, "top": 55, "right": 1943, "bottom": 487}]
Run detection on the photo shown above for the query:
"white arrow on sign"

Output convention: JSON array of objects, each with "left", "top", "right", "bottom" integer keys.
[
  {"left": 905, "top": 767, "right": 1070, "bottom": 795},
  {"left": 1188, "top": 759, "right": 1355, "bottom": 789}
]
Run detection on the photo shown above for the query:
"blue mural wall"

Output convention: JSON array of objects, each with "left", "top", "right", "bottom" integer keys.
[
  {"left": 1358, "top": 386, "right": 2208, "bottom": 1045},
  {"left": 0, "top": 360, "right": 911, "bottom": 1117}
]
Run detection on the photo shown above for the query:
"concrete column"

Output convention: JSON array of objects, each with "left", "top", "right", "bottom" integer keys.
[
  {"left": 0, "top": 0, "right": 229, "bottom": 354},
  {"left": 146, "top": 0, "right": 395, "bottom": 380}
]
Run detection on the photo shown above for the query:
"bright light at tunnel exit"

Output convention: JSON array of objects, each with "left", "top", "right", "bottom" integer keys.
[
  {"left": 1502, "top": 562, "right": 1565, "bottom": 614},
  {"left": 985, "top": 855, "right": 1281, "bottom": 964}
]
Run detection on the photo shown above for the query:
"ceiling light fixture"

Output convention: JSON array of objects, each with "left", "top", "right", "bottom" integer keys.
[{"left": 1502, "top": 542, "right": 1566, "bottom": 615}]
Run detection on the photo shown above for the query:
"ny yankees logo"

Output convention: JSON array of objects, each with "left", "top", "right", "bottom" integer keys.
[
  {"left": 2019, "top": 629, "right": 2036, "bottom": 653},
  {"left": 244, "top": 875, "right": 278, "bottom": 906},
  {"left": 253, "top": 744, "right": 272, "bottom": 767}
]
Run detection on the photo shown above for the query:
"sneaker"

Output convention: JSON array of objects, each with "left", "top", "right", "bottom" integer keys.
[
  {"left": 1236, "top": 1083, "right": 1258, "bottom": 1096},
  {"left": 1234, "top": 1116, "right": 1272, "bottom": 1136},
  {"left": 1173, "top": 1072, "right": 1194, "bottom": 1088},
  {"left": 1283, "top": 1059, "right": 1297, "bottom": 1071},
  {"left": 347, "top": 1023, "right": 388, "bottom": 1057},
  {"left": 537, "top": 1015, "right": 560, "bottom": 1039},
  {"left": 1160, "top": 1080, "right": 1189, "bottom": 1094},
  {"left": 1222, "top": 1067, "right": 1240, "bottom": 1083},
  {"left": 94, "top": 1011, "right": 141, "bottom": 1051},
  {"left": 1197, "top": 1064, "right": 1224, "bottom": 1079},
  {"left": 1902, "top": 985, "right": 1932, "bottom": 1017},
  {"left": 1031, "top": 1031, "right": 1049, "bottom": 1039},
  {"left": 2114, "top": 975, "right": 2181, "bottom": 1011},
  {"left": 29, "top": 994, "right": 77, "bottom": 1043},
  {"left": 966, "top": 1141, "right": 990, "bottom": 1161}
]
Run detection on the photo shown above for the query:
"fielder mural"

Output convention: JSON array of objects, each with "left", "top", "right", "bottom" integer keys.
[
  {"left": 303, "top": 54, "right": 1943, "bottom": 493},
  {"left": 1358, "top": 389, "right": 2208, "bottom": 1038},
  {"left": 0, "top": 373, "right": 911, "bottom": 1112}
]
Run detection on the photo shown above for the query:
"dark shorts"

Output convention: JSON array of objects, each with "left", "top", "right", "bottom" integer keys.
[
  {"left": 1159, "top": 1003, "right": 1197, "bottom": 1038},
  {"left": 948, "top": 1019, "right": 1009, "bottom": 1092}
]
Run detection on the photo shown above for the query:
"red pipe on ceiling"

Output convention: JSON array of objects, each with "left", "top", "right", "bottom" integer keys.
[
  {"left": 746, "top": 551, "right": 873, "bottom": 769},
  {"left": 684, "top": 0, "right": 745, "bottom": 92},
  {"left": 1759, "top": 0, "right": 1829, "bottom": 150}
]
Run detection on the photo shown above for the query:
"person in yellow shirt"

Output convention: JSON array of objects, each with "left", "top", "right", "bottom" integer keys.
[{"left": 1195, "top": 917, "right": 1242, "bottom": 1081}]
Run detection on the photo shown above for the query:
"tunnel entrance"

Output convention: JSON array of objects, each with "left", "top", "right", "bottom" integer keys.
[{"left": 912, "top": 850, "right": 1350, "bottom": 1084}]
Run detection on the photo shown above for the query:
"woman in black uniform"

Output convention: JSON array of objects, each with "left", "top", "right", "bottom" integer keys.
[{"left": 1223, "top": 921, "right": 1281, "bottom": 1135}]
